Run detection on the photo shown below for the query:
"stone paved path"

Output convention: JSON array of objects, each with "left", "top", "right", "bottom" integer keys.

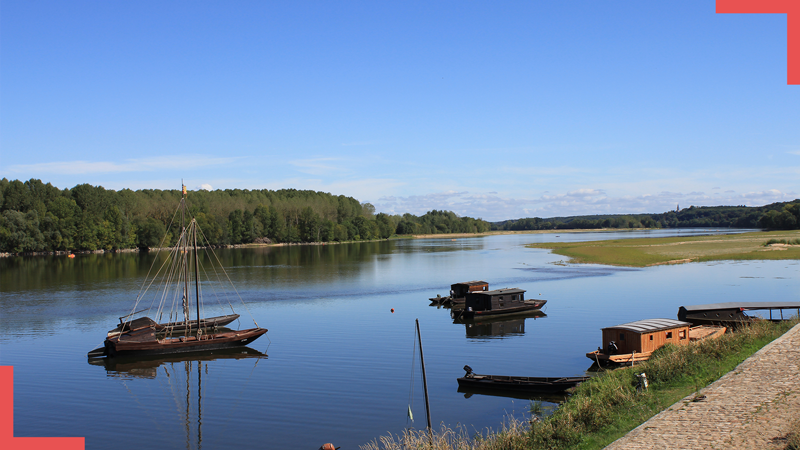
[{"left": 605, "top": 323, "right": 800, "bottom": 450}]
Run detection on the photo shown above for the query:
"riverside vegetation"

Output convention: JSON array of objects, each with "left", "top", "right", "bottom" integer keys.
[
  {"left": 0, "top": 178, "right": 490, "bottom": 253},
  {"left": 361, "top": 318, "right": 800, "bottom": 450}
]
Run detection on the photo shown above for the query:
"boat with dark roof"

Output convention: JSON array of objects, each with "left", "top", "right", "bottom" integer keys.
[
  {"left": 430, "top": 280, "right": 489, "bottom": 305},
  {"left": 451, "top": 288, "right": 546, "bottom": 320},
  {"left": 457, "top": 365, "right": 590, "bottom": 395}
]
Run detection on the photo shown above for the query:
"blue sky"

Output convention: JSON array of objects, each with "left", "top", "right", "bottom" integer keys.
[{"left": 1, "top": 1, "right": 798, "bottom": 221}]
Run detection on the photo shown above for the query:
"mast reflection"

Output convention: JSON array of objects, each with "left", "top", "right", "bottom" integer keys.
[{"left": 88, "top": 347, "right": 266, "bottom": 450}]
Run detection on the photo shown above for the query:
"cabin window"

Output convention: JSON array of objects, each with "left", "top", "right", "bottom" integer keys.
[
  {"left": 649, "top": 335, "right": 653, "bottom": 341},
  {"left": 498, "top": 296, "right": 504, "bottom": 307},
  {"left": 619, "top": 333, "right": 625, "bottom": 341},
  {"left": 666, "top": 331, "right": 673, "bottom": 339},
  {"left": 679, "top": 330, "right": 686, "bottom": 340}
]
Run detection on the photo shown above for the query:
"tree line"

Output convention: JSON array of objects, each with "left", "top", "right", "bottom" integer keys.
[
  {"left": 493, "top": 201, "right": 800, "bottom": 232},
  {"left": 0, "top": 179, "right": 490, "bottom": 253}
]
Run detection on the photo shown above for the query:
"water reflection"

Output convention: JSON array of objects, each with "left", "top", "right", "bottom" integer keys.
[
  {"left": 87, "top": 347, "right": 266, "bottom": 450},
  {"left": 87, "top": 347, "right": 267, "bottom": 379},
  {"left": 457, "top": 385, "right": 568, "bottom": 404},
  {"left": 454, "top": 312, "right": 547, "bottom": 339}
]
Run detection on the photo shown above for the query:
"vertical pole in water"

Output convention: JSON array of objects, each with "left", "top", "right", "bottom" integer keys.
[{"left": 416, "top": 319, "right": 432, "bottom": 437}]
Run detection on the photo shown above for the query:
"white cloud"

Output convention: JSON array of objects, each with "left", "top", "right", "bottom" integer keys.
[{"left": 5, "top": 155, "right": 239, "bottom": 175}]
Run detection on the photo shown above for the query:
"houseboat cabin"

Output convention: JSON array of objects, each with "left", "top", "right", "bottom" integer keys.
[
  {"left": 465, "top": 288, "right": 526, "bottom": 312},
  {"left": 587, "top": 318, "right": 692, "bottom": 364},
  {"left": 603, "top": 318, "right": 690, "bottom": 354}
]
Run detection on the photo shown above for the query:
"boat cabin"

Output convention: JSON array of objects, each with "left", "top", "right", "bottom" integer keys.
[
  {"left": 600, "top": 319, "right": 691, "bottom": 355},
  {"left": 465, "top": 288, "right": 526, "bottom": 313},
  {"left": 451, "top": 281, "right": 489, "bottom": 299}
]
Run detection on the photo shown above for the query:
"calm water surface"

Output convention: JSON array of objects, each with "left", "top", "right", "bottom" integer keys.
[{"left": 1, "top": 229, "right": 797, "bottom": 449}]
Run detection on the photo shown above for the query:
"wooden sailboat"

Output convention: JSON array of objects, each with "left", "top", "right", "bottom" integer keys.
[{"left": 88, "top": 184, "right": 267, "bottom": 358}]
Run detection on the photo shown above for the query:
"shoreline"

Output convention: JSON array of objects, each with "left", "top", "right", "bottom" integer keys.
[{"left": 0, "top": 227, "right": 749, "bottom": 258}]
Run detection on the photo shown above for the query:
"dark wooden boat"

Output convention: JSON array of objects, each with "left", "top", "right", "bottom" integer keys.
[
  {"left": 678, "top": 302, "right": 800, "bottom": 326},
  {"left": 452, "top": 288, "right": 546, "bottom": 320},
  {"left": 88, "top": 184, "right": 267, "bottom": 359},
  {"left": 430, "top": 281, "right": 489, "bottom": 305},
  {"left": 106, "top": 313, "right": 240, "bottom": 337},
  {"left": 457, "top": 366, "right": 589, "bottom": 394}
]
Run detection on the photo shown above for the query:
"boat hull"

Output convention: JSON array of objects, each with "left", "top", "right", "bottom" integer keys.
[
  {"left": 454, "top": 300, "right": 546, "bottom": 320},
  {"left": 92, "top": 327, "right": 267, "bottom": 358},
  {"left": 457, "top": 374, "right": 590, "bottom": 394}
]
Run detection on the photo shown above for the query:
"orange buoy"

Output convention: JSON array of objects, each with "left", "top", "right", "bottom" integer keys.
[
  {"left": 391, "top": 308, "right": 395, "bottom": 313},
  {"left": 320, "top": 444, "right": 336, "bottom": 450},
  {"left": 68, "top": 254, "right": 75, "bottom": 259}
]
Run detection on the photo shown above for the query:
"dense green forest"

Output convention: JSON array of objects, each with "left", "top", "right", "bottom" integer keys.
[
  {"left": 0, "top": 179, "right": 490, "bottom": 253},
  {"left": 493, "top": 201, "right": 800, "bottom": 232},
  {"left": 1, "top": 178, "right": 797, "bottom": 254}
]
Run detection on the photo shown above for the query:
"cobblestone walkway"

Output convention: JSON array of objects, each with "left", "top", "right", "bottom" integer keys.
[{"left": 605, "top": 323, "right": 800, "bottom": 450}]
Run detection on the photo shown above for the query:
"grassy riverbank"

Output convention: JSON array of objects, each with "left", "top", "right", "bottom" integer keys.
[
  {"left": 526, "top": 230, "right": 800, "bottom": 267},
  {"left": 361, "top": 319, "right": 799, "bottom": 450}
]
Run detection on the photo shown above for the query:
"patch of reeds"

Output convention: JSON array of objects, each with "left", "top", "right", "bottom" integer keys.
[
  {"left": 361, "top": 319, "right": 799, "bottom": 450},
  {"left": 764, "top": 238, "right": 800, "bottom": 246}
]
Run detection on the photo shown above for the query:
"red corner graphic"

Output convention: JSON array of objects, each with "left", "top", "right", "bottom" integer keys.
[
  {"left": 1, "top": 367, "right": 85, "bottom": 450},
  {"left": 716, "top": 0, "right": 800, "bottom": 84}
]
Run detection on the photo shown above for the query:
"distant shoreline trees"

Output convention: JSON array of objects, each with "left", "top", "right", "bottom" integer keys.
[
  {"left": 492, "top": 202, "right": 800, "bottom": 232},
  {"left": 0, "top": 179, "right": 491, "bottom": 254}
]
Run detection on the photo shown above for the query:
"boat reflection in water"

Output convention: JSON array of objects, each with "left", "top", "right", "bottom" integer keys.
[
  {"left": 88, "top": 346, "right": 267, "bottom": 379},
  {"left": 454, "top": 311, "right": 546, "bottom": 339},
  {"left": 458, "top": 384, "right": 569, "bottom": 403},
  {"left": 88, "top": 346, "right": 266, "bottom": 450}
]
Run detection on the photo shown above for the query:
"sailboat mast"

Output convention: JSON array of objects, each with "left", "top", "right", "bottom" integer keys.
[
  {"left": 181, "top": 183, "right": 189, "bottom": 325},
  {"left": 193, "top": 219, "right": 201, "bottom": 331},
  {"left": 416, "top": 319, "right": 432, "bottom": 433}
]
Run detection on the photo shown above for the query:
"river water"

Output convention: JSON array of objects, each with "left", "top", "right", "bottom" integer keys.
[{"left": 1, "top": 229, "right": 797, "bottom": 449}]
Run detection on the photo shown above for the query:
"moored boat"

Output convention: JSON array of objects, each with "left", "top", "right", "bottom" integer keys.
[
  {"left": 451, "top": 288, "right": 546, "bottom": 320},
  {"left": 457, "top": 365, "right": 590, "bottom": 394},
  {"left": 88, "top": 184, "right": 267, "bottom": 359},
  {"left": 585, "top": 318, "right": 726, "bottom": 365}
]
